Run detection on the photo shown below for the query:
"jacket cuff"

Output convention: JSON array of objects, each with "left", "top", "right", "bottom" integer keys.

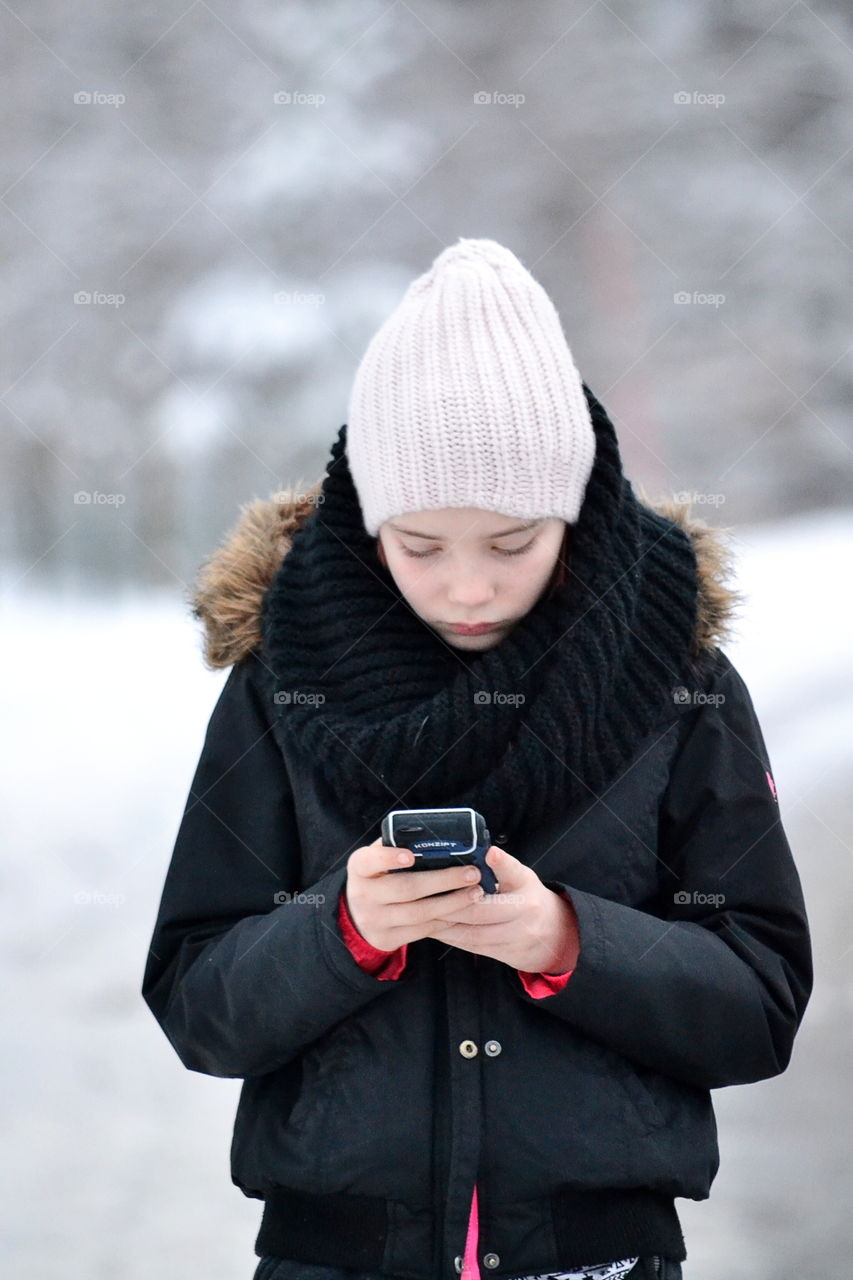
[
  {"left": 337, "top": 887, "right": 408, "bottom": 980},
  {"left": 517, "top": 968, "right": 574, "bottom": 998},
  {"left": 514, "top": 886, "right": 578, "bottom": 997}
]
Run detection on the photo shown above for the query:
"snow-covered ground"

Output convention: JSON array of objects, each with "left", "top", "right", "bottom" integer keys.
[{"left": 2, "top": 508, "right": 851, "bottom": 1280}]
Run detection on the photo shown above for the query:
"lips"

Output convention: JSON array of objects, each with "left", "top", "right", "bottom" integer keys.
[{"left": 446, "top": 622, "right": 502, "bottom": 635}]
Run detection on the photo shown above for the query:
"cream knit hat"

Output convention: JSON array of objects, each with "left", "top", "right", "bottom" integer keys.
[{"left": 346, "top": 236, "right": 596, "bottom": 538}]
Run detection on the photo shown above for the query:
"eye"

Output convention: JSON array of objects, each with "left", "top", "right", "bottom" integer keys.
[
  {"left": 497, "top": 539, "right": 536, "bottom": 557},
  {"left": 401, "top": 539, "right": 537, "bottom": 560}
]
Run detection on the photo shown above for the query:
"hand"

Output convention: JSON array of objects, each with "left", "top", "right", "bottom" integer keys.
[
  {"left": 425, "top": 845, "right": 580, "bottom": 974},
  {"left": 344, "top": 837, "right": 508, "bottom": 952}
]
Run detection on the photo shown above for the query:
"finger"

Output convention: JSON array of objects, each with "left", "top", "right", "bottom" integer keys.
[
  {"left": 419, "top": 878, "right": 528, "bottom": 924},
  {"left": 352, "top": 845, "right": 457, "bottom": 894},
  {"left": 357, "top": 881, "right": 488, "bottom": 946},
  {"left": 377, "top": 875, "right": 480, "bottom": 917},
  {"left": 381, "top": 862, "right": 482, "bottom": 903},
  {"left": 354, "top": 840, "right": 414, "bottom": 878},
  {"left": 410, "top": 883, "right": 492, "bottom": 924},
  {"left": 434, "top": 890, "right": 518, "bottom": 924}
]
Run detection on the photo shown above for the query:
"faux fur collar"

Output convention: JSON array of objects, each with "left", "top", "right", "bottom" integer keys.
[{"left": 189, "top": 480, "right": 743, "bottom": 671}]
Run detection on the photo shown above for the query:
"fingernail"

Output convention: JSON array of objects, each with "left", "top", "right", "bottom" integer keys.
[{"left": 397, "top": 850, "right": 411, "bottom": 864}]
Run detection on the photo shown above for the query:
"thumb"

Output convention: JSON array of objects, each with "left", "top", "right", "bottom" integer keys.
[{"left": 485, "top": 844, "right": 507, "bottom": 893}]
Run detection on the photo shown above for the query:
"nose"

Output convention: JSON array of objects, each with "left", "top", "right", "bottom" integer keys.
[{"left": 446, "top": 571, "right": 497, "bottom": 608}]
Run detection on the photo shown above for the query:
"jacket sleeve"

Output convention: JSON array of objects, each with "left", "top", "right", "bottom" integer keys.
[
  {"left": 509, "top": 650, "right": 813, "bottom": 1090},
  {"left": 140, "top": 653, "right": 406, "bottom": 1079}
]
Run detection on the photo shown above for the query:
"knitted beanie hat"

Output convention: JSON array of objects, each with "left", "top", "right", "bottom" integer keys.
[{"left": 346, "top": 237, "right": 597, "bottom": 538}]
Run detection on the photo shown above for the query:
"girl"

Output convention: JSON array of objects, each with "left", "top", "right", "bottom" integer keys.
[{"left": 142, "top": 239, "right": 812, "bottom": 1280}]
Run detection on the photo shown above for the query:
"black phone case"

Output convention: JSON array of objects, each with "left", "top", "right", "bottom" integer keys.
[{"left": 380, "top": 807, "right": 499, "bottom": 894}]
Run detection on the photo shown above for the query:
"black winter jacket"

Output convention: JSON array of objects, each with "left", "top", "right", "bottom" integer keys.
[{"left": 141, "top": 492, "right": 812, "bottom": 1280}]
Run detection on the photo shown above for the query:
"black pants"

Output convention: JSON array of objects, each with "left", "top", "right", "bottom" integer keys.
[{"left": 252, "top": 1254, "right": 684, "bottom": 1279}]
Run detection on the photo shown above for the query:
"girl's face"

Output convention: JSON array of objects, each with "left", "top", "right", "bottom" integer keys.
[{"left": 377, "top": 508, "right": 567, "bottom": 651}]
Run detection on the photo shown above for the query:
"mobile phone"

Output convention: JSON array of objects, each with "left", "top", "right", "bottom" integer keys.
[{"left": 380, "top": 806, "right": 499, "bottom": 894}]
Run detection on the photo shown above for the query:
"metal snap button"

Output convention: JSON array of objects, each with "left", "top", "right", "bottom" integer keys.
[
  {"left": 453, "top": 1255, "right": 463, "bottom": 1273},
  {"left": 495, "top": 833, "right": 507, "bottom": 844},
  {"left": 484, "top": 1039, "right": 502, "bottom": 1056},
  {"left": 483, "top": 1252, "right": 500, "bottom": 1268},
  {"left": 459, "top": 1039, "right": 478, "bottom": 1058}
]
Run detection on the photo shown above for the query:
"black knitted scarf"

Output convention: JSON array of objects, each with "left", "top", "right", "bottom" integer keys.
[{"left": 261, "top": 384, "right": 705, "bottom": 845}]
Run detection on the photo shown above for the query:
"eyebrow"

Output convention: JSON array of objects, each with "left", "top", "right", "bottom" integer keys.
[{"left": 388, "top": 518, "right": 545, "bottom": 540}]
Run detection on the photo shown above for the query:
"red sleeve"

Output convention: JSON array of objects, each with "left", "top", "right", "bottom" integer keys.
[
  {"left": 517, "top": 968, "right": 574, "bottom": 997},
  {"left": 337, "top": 888, "right": 408, "bottom": 980},
  {"left": 516, "top": 888, "right": 578, "bottom": 998}
]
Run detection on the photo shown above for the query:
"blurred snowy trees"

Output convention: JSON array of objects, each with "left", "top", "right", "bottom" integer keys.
[{"left": 1, "top": 0, "right": 851, "bottom": 589}]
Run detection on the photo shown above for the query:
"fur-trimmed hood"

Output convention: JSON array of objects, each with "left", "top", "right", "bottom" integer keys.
[{"left": 188, "top": 481, "right": 744, "bottom": 670}]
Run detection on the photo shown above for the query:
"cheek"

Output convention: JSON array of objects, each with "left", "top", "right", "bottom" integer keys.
[
  {"left": 520, "top": 554, "right": 556, "bottom": 593},
  {"left": 398, "top": 560, "right": 437, "bottom": 596},
  {"left": 520, "top": 541, "right": 559, "bottom": 576},
  {"left": 379, "top": 546, "right": 431, "bottom": 596}
]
